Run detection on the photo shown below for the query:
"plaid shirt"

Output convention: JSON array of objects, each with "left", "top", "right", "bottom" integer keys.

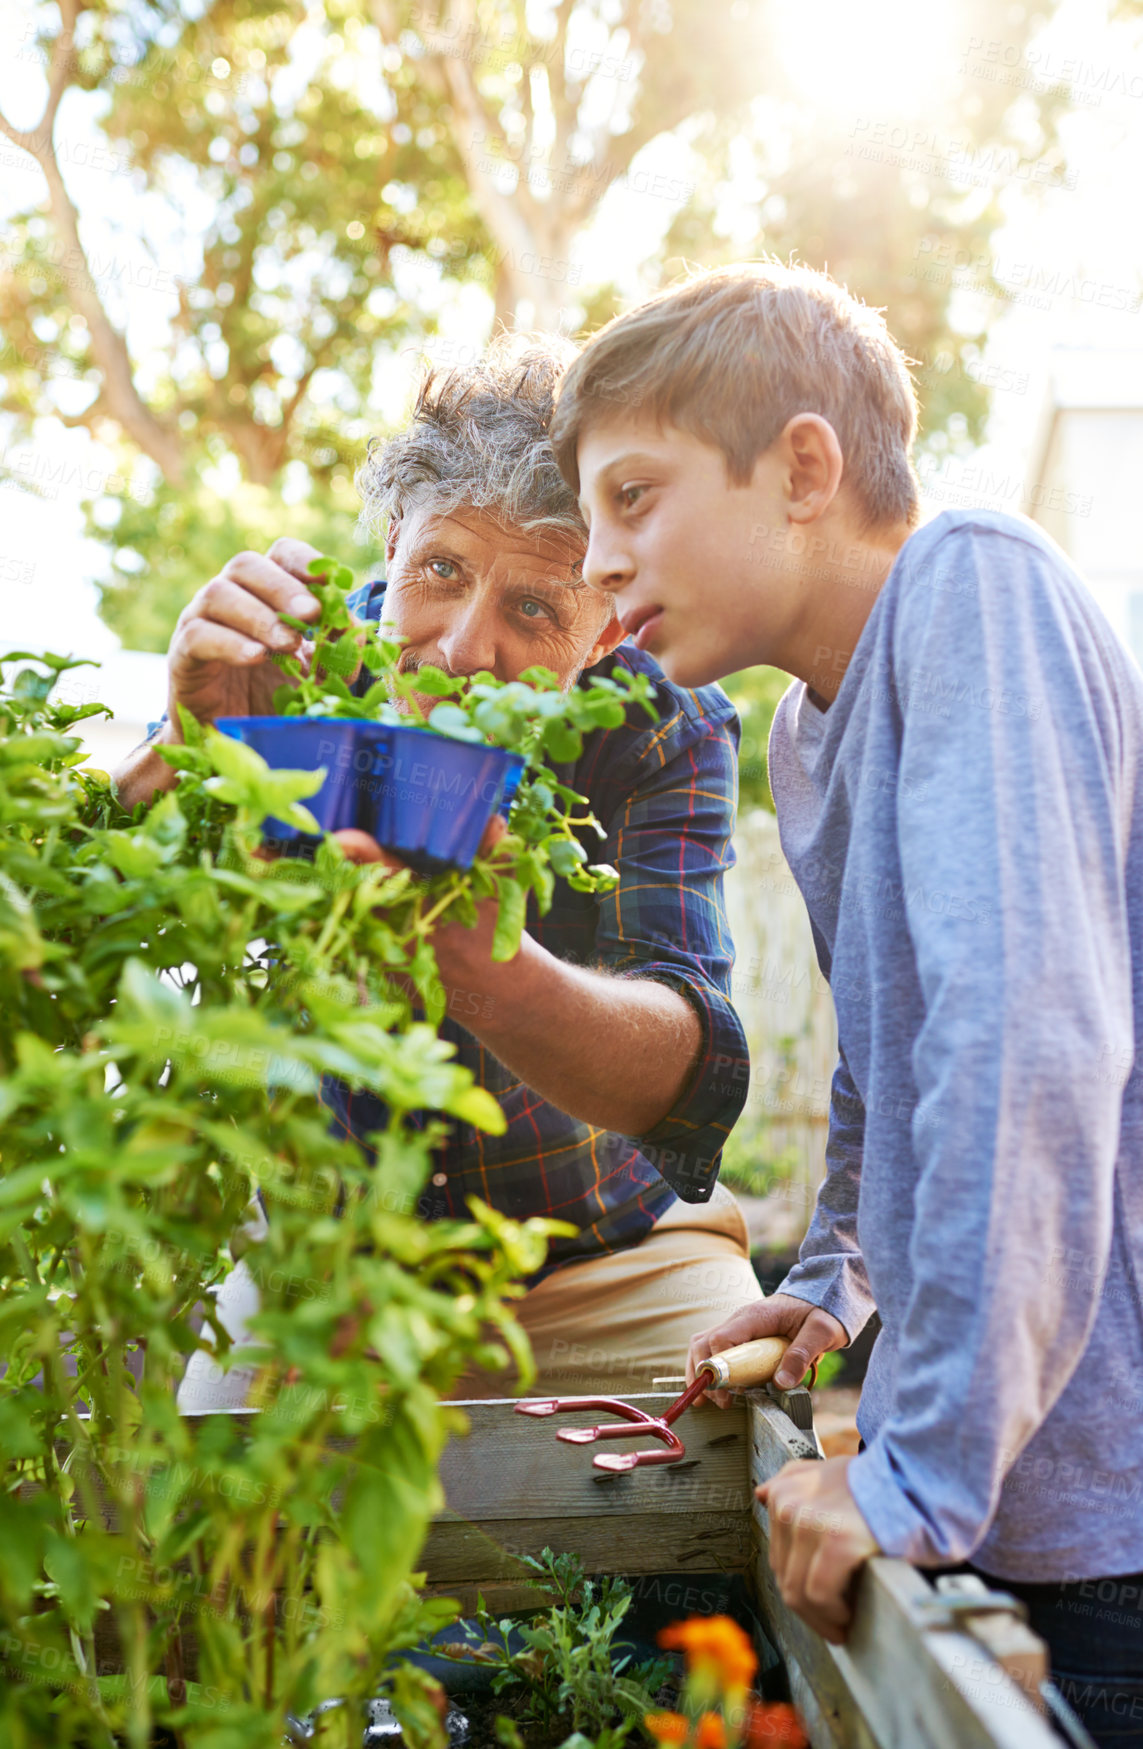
[{"left": 321, "top": 580, "right": 749, "bottom": 1269}]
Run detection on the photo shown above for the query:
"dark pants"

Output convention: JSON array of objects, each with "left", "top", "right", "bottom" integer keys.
[
  {"left": 852, "top": 1442, "right": 1143, "bottom": 1745},
  {"left": 962, "top": 1565, "right": 1143, "bottom": 1748}
]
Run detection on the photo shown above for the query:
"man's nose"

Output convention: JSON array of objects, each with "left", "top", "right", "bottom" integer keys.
[
  {"left": 436, "top": 599, "right": 501, "bottom": 677},
  {"left": 582, "top": 527, "right": 633, "bottom": 596}
]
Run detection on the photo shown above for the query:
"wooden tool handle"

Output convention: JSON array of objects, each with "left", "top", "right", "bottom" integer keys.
[{"left": 701, "top": 1336, "right": 789, "bottom": 1390}]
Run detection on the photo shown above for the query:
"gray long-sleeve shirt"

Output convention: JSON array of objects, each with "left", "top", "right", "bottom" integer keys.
[{"left": 770, "top": 507, "right": 1143, "bottom": 1582}]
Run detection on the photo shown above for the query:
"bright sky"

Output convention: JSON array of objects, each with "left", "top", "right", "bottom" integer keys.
[{"left": 3, "top": 0, "right": 1143, "bottom": 756}]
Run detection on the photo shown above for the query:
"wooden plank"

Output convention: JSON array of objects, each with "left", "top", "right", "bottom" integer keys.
[
  {"left": 421, "top": 1510, "right": 752, "bottom": 1589},
  {"left": 436, "top": 1394, "right": 752, "bottom": 1523},
  {"left": 746, "top": 1396, "right": 1060, "bottom": 1749}
]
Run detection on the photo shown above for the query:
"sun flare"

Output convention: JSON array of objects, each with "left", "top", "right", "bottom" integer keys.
[{"left": 773, "top": 0, "right": 962, "bottom": 119}]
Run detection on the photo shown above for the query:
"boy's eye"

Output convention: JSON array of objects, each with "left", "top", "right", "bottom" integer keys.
[{"left": 619, "top": 484, "right": 647, "bottom": 510}]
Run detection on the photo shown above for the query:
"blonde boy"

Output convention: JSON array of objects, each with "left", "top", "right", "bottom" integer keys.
[{"left": 551, "top": 264, "right": 1143, "bottom": 1749}]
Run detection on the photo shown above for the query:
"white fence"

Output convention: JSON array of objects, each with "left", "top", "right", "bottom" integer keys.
[{"left": 724, "top": 809, "right": 838, "bottom": 1246}]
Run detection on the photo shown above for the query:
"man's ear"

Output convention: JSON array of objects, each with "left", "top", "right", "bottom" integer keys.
[
  {"left": 385, "top": 515, "right": 401, "bottom": 566},
  {"left": 583, "top": 611, "right": 629, "bottom": 669}
]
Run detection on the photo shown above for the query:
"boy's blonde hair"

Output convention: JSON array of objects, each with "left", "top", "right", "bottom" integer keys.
[{"left": 551, "top": 262, "right": 921, "bottom": 531}]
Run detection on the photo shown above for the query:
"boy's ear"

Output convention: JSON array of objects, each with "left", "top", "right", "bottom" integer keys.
[
  {"left": 584, "top": 612, "right": 629, "bottom": 668},
  {"left": 782, "top": 414, "right": 845, "bottom": 524}
]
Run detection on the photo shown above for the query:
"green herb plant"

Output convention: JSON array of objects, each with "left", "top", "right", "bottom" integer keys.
[
  {"left": 447, "top": 1549, "right": 671, "bottom": 1749},
  {"left": 262, "top": 554, "right": 657, "bottom": 960},
  {"left": 0, "top": 608, "right": 656, "bottom": 1749}
]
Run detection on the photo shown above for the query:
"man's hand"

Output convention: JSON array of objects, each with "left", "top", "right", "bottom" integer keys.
[
  {"left": 757, "top": 1456, "right": 879, "bottom": 1643},
  {"left": 164, "top": 538, "right": 327, "bottom": 736},
  {"left": 687, "top": 1293, "right": 849, "bottom": 1407},
  {"left": 332, "top": 817, "right": 512, "bottom": 992}
]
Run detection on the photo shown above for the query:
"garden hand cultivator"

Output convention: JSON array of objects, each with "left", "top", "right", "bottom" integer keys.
[{"left": 515, "top": 1337, "right": 792, "bottom": 1471}]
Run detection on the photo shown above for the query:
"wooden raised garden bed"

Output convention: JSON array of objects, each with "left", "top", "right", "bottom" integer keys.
[{"left": 427, "top": 1383, "right": 1060, "bottom": 1749}]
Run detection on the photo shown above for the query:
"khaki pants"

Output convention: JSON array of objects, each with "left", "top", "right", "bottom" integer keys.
[
  {"left": 458, "top": 1183, "right": 763, "bottom": 1398},
  {"left": 177, "top": 1185, "right": 762, "bottom": 1410}
]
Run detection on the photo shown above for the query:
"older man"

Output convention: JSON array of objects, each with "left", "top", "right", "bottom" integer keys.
[{"left": 113, "top": 338, "right": 761, "bottom": 1398}]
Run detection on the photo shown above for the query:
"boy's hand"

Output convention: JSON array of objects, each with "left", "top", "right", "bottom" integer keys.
[
  {"left": 163, "top": 538, "right": 327, "bottom": 735},
  {"left": 758, "top": 1456, "right": 879, "bottom": 1643},
  {"left": 687, "top": 1293, "right": 849, "bottom": 1407}
]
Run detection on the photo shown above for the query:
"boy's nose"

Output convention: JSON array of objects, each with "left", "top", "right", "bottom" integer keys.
[{"left": 583, "top": 529, "right": 634, "bottom": 596}]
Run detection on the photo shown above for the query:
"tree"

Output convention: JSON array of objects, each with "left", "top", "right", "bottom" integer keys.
[{"left": 1, "top": 0, "right": 1067, "bottom": 651}]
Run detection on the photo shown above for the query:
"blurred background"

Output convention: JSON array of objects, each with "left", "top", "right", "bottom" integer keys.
[{"left": 4, "top": 0, "right": 1143, "bottom": 1344}]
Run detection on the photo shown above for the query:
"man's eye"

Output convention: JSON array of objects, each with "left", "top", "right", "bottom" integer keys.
[
  {"left": 428, "top": 559, "right": 457, "bottom": 580},
  {"left": 518, "top": 598, "right": 553, "bottom": 621}
]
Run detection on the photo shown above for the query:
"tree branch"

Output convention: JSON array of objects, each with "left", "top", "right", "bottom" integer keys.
[
  {"left": 432, "top": 36, "right": 544, "bottom": 262},
  {"left": 0, "top": 0, "right": 186, "bottom": 483},
  {"left": 0, "top": 0, "right": 78, "bottom": 153}
]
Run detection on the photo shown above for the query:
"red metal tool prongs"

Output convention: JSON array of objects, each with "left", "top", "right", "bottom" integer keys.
[
  {"left": 594, "top": 1441, "right": 683, "bottom": 1471},
  {"left": 515, "top": 1395, "right": 643, "bottom": 1421},
  {"left": 557, "top": 1420, "right": 649, "bottom": 1444},
  {"left": 514, "top": 1372, "right": 714, "bottom": 1470}
]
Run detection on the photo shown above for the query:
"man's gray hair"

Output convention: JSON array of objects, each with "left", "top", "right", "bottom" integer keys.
[{"left": 357, "top": 333, "right": 588, "bottom": 545}]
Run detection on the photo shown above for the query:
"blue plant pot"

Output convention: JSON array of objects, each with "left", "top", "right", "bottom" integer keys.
[
  {"left": 215, "top": 717, "right": 386, "bottom": 853},
  {"left": 360, "top": 724, "right": 525, "bottom": 872},
  {"left": 215, "top": 717, "right": 525, "bottom": 871}
]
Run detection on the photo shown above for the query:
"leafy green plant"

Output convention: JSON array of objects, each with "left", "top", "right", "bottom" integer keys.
[
  {"left": 231, "top": 552, "right": 658, "bottom": 965},
  {"left": 445, "top": 1549, "right": 671, "bottom": 1747},
  {"left": 0, "top": 629, "right": 655, "bottom": 1747}
]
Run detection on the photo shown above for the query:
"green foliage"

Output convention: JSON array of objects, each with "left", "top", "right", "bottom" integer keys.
[
  {"left": 810, "top": 1351, "right": 844, "bottom": 1392},
  {"left": 255, "top": 552, "right": 656, "bottom": 959},
  {"left": 443, "top": 1549, "right": 671, "bottom": 1748},
  {"left": 0, "top": 639, "right": 648, "bottom": 1744}
]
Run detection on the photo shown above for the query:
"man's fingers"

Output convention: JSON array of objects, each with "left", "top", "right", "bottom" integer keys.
[
  {"left": 216, "top": 549, "right": 322, "bottom": 622},
  {"left": 330, "top": 829, "right": 405, "bottom": 872},
  {"left": 478, "top": 815, "right": 509, "bottom": 856},
  {"left": 186, "top": 577, "right": 306, "bottom": 655},
  {"left": 267, "top": 537, "right": 325, "bottom": 583},
  {"left": 173, "top": 617, "right": 269, "bottom": 671}
]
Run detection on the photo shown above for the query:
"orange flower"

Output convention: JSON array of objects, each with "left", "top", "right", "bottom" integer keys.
[
  {"left": 644, "top": 1711, "right": 691, "bottom": 1744},
  {"left": 658, "top": 1616, "right": 758, "bottom": 1693},
  {"left": 695, "top": 1712, "right": 727, "bottom": 1749},
  {"left": 744, "top": 1701, "right": 810, "bottom": 1748}
]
